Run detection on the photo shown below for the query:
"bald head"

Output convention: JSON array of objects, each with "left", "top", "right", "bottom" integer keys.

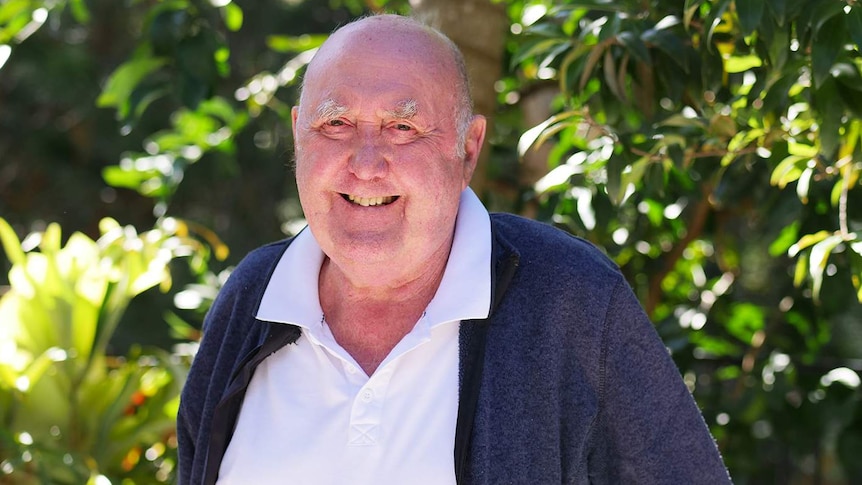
[{"left": 300, "top": 15, "right": 474, "bottom": 141}]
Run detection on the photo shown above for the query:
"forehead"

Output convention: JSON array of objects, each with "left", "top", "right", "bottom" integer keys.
[
  {"left": 302, "top": 60, "right": 454, "bottom": 121},
  {"left": 301, "top": 18, "right": 458, "bottom": 103},
  {"left": 318, "top": 17, "right": 453, "bottom": 67}
]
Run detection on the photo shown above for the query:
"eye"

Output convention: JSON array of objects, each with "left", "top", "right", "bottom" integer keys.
[
  {"left": 327, "top": 119, "right": 346, "bottom": 127},
  {"left": 394, "top": 123, "right": 412, "bottom": 131}
]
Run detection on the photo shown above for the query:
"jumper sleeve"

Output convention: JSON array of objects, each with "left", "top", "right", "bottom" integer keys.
[
  {"left": 176, "top": 283, "right": 235, "bottom": 485},
  {"left": 587, "top": 278, "right": 732, "bottom": 484},
  {"left": 176, "top": 395, "right": 196, "bottom": 485},
  {"left": 175, "top": 263, "right": 252, "bottom": 485}
]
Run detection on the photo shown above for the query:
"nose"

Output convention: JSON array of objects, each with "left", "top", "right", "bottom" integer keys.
[{"left": 348, "top": 126, "right": 388, "bottom": 180}]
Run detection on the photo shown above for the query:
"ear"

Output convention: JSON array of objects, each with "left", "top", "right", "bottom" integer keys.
[
  {"left": 461, "top": 114, "right": 487, "bottom": 188},
  {"left": 291, "top": 106, "right": 300, "bottom": 139}
]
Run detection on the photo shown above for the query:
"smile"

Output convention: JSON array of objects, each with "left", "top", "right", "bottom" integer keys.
[{"left": 342, "top": 194, "right": 399, "bottom": 207}]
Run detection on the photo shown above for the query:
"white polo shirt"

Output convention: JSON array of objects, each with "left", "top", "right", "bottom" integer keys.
[{"left": 217, "top": 189, "right": 492, "bottom": 485}]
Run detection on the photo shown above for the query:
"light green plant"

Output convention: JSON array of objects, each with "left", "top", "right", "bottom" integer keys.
[{"left": 0, "top": 217, "right": 214, "bottom": 484}]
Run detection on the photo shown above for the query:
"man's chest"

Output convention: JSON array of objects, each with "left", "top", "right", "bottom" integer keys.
[{"left": 215, "top": 320, "right": 460, "bottom": 484}]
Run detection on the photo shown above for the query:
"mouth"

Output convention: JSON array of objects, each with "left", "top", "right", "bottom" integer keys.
[{"left": 341, "top": 194, "right": 400, "bottom": 207}]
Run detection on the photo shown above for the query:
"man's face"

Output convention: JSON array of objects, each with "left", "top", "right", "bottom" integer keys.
[{"left": 292, "top": 20, "right": 483, "bottom": 284}]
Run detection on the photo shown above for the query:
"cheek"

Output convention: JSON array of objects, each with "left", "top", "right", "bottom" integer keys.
[{"left": 295, "top": 144, "right": 335, "bottom": 181}]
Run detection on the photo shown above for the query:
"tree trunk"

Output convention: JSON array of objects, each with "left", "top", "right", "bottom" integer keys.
[{"left": 410, "top": 0, "right": 507, "bottom": 199}]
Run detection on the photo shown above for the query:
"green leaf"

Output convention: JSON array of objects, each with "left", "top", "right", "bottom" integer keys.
[
  {"left": 667, "top": 144, "right": 685, "bottom": 168},
  {"left": 684, "top": 0, "right": 704, "bottom": 29},
  {"left": 0, "top": 13, "right": 28, "bottom": 45},
  {"left": 770, "top": 155, "right": 808, "bottom": 188},
  {"left": 512, "top": 37, "right": 569, "bottom": 68},
  {"left": 769, "top": 221, "right": 800, "bottom": 256},
  {"left": 833, "top": 63, "right": 862, "bottom": 93},
  {"left": 848, "top": 241, "right": 862, "bottom": 302},
  {"left": 0, "top": 0, "right": 28, "bottom": 24},
  {"left": 767, "top": 20, "right": 789, "bottom": 70},
  {"left": 808, "top": 234, "right": 844, "bottom": 300},
  {"left": 102, "top": 165, "right": 158, "bottom": 191},
  {"left": 724, "top": 55, "right": 762, "bottom": 73},
  {"left": 24, "top": 347, "right": 67, "bottom": 394},
  {"left": 808, "top": 0, "right": 844, "bottom": 34},
  {"left": 796, "top": 167, "right": 813, "bottom": 203},
  {"left": 517, "top": 111, "right": 580, "bottom": 156},
  {"left": 0, "top": 0, "right": 32, "bottom": 43},
  {"left": 579, "top": 41, "right": 608, "bottom": 92},
  {"left": 97, "top": 57, "right": 167, "bottom": 119},
  {"left": 811, "top": 14, "right": 844, "bottom": 88},
  {"left": 148, "top": 7, "right": 189, "bottom": 57},
  {"left": 790, "top": 230, "right": 831, "bottom": 256},
  {"left": 222, "top": 2, "right": 243, "bottom": 31},
  {"left": 725, "top": 303, "right": 765, "bottom": 343},
  {"left": 766, "top": 0, "right": 787, "bottom": 26},
  {"left": 41, "top": 223, "right": 61, "bottom": 253},
  {"left": 68, "top": 0, "right": 91, "bottom": 24},
  {"left": 659, "top": 113, "right": 707, "bottom": 129},
  {"left": 215, "top": 44, "right": 230, "bottom": 65},
  {"left": 814, "top": 79, "right": 842, "bottom": 158},
  {"left": 705, "top": 0, "right": 732, "bottom": 51},
  {"left": 644, "top": 161, "right": 666, "bottom": 197},
  {"left": 735, "top": 0, "right": 764, "bottom": 36},
  {"left": 0, "top": 218, "right": 24, "bottom": 266},
  {"left": 606, "top": 153, "right": 627, "bottom": 205},
  {"left": 617, "top": 31, "right": 651, "bottom": 65},
  {"left": 559, "top": 42, "right": 593, "bottom": 93},
  {"left": 198, "top": 96, "right": 240, "bottom": 126},
  {"left": 690, "top": 333, "right": 740, "bottom": 357},
  {"left": 526, "top": 21, "right": 566, "bottom": 38},
  {"left": 130, "top": 83, "right": 170, "bottom": 122},
  {"left": 575, "top": 0, "right": 624, "bottom": 7},
  {"left": 761, "top": 68, "right": 798, "bottom": 113},
  {"left": 788, "top": 141, "right": 818, "bottom": 158},
  {"left": 620, "top": 157, "right": 651, "bottom": 201},
  {"left": 794, "top": 252, "right": 808, "bottom": 287},
  {"left": 848, "top": 6, "right": 862, "bottom": 51},
  {"left": 642, "top": 28, "right": 688, "bottom": 71},
  {"left": 178, "top": 30, "right": 219, "bottom": 82}
]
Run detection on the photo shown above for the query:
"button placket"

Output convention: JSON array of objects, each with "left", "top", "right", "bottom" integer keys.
[{"left": 348, "top": 364, "right": 396, "bottom": 446}]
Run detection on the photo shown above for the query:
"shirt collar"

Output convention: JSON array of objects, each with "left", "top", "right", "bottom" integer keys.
[{"left": 255, "top": 188, "right": 492, "bottom": 329}]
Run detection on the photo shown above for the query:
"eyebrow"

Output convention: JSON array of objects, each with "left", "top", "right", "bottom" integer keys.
[
  {"left": 384, "top": 99, "right": 418, "bottom": 120},
  {"left": 315, "top": 98, "right": 348, "bottom": 121},
  {"left": 313, "top": 98, "right": 419, "bottom": 121}
]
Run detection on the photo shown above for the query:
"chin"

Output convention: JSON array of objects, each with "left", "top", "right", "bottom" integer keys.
[{"left": 326, "top": 232, "right": 403, "bottom": 264}]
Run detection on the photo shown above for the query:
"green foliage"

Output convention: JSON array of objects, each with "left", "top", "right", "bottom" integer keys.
[
  {"left": 0, "top": 217, "right": 210, "bottom": 483},
  {"left": 513, "top": 0, "right": 862, "bottom": 302},
  {"left": 102, "top": 96, "right": 250, "bottom": 208},
  {"left": 0, "top": 1, "right": 371, "bottom": 481},
  {"left": 508, "top": 0, "right": 862, "bottom": 481},
  {"left": 4, "top": 0, "right": 862, "bottom": 483}
]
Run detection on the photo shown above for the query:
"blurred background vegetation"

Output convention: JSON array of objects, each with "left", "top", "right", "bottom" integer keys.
[{"left": 1, "top": 0, "right": 860, "bottom": 483}]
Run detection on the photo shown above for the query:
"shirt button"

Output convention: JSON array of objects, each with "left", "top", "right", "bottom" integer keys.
[
  {"left": 346, "top": 364, "right": 357, "bottom": 374},
  {"left": 360, "top": 389, "right": 374, "bottom": 402}
]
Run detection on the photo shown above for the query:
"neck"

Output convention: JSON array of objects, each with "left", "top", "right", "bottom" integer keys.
[
  {"left": 318, "top": 249, "right": 448, "bottom": 319},
  {"left": 317, "top": 240, "right": 452, "bottom": 375}
]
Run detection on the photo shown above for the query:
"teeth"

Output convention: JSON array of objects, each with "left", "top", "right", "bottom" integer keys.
[{"left": 347, "top": 195, "right": 395, "bottom": 207}]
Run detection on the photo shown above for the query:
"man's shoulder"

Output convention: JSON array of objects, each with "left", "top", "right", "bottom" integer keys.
[
  {"left": 489, "top": 212, "right": 619, "bottom": 279},
  {"left": 221, "top": 238, "right": 294, "bottom": 294}
]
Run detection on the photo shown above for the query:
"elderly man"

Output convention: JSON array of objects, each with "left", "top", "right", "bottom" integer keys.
[{"left": 178, "top": 14, "right": 731, "bottom": 485}]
